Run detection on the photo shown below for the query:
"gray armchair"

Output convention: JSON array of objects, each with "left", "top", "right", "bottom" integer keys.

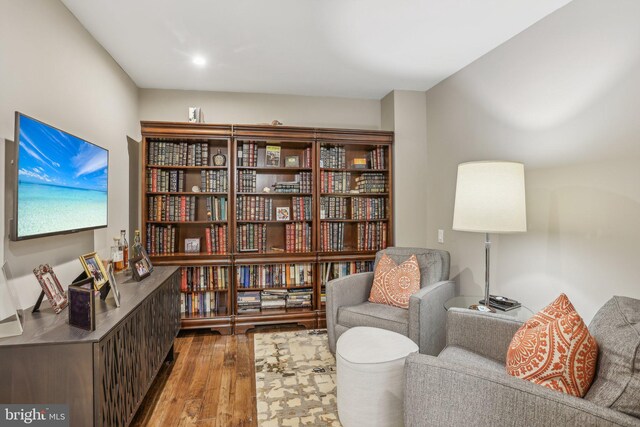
[
  {"left": 404, "top": 296, "right": 640, "bottom": 427},
  {"left": 326, "top": 247, "right": 454, "bottom": 355}
]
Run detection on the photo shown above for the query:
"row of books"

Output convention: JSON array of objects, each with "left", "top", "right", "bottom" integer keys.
[
  {"left": 291, "top": 196, "right": 312, "bottom": 221},
  {"left": 237, "top": 141, "right": 258, "bottom": 167},
  {"left": 205, "top": 196, "right": 228, "bottom": 221},
  {"left": 368, "top": 146, "right": 386, "bottom": 170},
  {"left": 205, "top": 224, "right": 228, "bottom": 254},
  {"left": 181, "top": 292, "right": 224, "bottom": 316},
  {"left": 180, "top": 266, "right": 229, "bottom": 292},
  {"left": 200, "top": 170, "right": 228, "bottom": 193},
  {"left": 320, "top": 171, "right": 351, "bottom": 193},
  {"left": 146, "top": 224, "right": 176, "bottom": 255},
  {"left": 149, "top": 141, "right": 211, "bottom": 167},
  {"left": 236, "top": 223, "right": 267, "bottom": 252},
  {"left": 237, "top": 170, "right": 257, "bottom": 192},
  {"left": 236, "top": 263, "right": 313, "bottom": 288},
  {"left": 320, "top": 222, "right": 345, "bottom": 251},
  {"left": 295, "top": 172, "right": 312, "bottom": 193},
  {"left": 285, "top": 222, "right": 312, "bottom": 252},
  {"left": 320, "top": 145, "right": 346, "bottom": 169},
  {"left": 241, "top": 288, "right": 313, "bottom": 311},
  {"left": 357, "top": 222, "right": 388, "bottom": 251},
  {"left": 236, "top": 196, "right": 273, "bottom": 221},
  {"left": 147, "top": 195, "right": 196, "bottom": 222},
  {"left": 355, "top": 173, "right": 387, "bottom": 193},
  {"left": 302, "top": 147, "right": 313, "bottom": 168},
  {"left": 320, "top": 261, "right": 375, "bottom": 302},
  {"left": 147, "top": 168, "right": 185, "bottom": 192},
  {"left": 320, "top": 196, "right": 348, "bottom": 219},
  {"left": 351, "top": 197, "right": 386, "bottom": 220}
]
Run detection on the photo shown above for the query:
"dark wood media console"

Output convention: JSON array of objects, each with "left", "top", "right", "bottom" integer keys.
[{"left": 0, "top": 266, "right": 180, "bottom": 427}]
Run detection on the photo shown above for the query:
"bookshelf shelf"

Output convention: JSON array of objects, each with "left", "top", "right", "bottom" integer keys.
[
  {"left": 146, "top": 220, "right": 228, "bottom": 224},
  {"left": 237, "top": 166, "right": 313, "bottom": 172},
  {"left": 236, "top": 286, "right": 313, "bottom": 291},
  {"left": 141, "top": 121, "right": 393, "bottom": 334},
  {"left": 320, "top": 168, "right": 389, "bottom": 173},
  {"left": 147, "top": 191, "right": 228, "bottom": 196},
  {"left": 320, "top": 219, "right": 389, "bottom": 223},
  {"left": 236, "top": 192, "right": 313, "bottom": 196},
  {"left": 148, "top": 165, "right": 227, "bottom": 170}
]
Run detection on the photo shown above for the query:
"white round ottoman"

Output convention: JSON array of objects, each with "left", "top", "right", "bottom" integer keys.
[{"left": 336, "top": 327, "right": 419, "bottom": 427}]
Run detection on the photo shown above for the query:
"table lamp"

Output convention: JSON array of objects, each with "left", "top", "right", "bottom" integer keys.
[{"left": 452, "top": 161, "right": 527, "bottom": 312}]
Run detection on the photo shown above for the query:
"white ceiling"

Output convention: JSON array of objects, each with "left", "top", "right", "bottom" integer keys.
[{"left": 62, "top": 0, "right": 573, "bottom": 99}]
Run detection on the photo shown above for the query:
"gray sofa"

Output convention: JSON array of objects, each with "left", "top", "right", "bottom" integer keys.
[
  {"left": 326, "top": 247, "right": 454, "bottom": 355},
  {"left": 404, "top": 296, "right": 640, "bottom": 426}
]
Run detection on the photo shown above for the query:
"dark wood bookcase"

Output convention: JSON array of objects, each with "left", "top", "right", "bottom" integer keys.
[{"left": 141, "top": 122, "right": 393, "bottom": 334}]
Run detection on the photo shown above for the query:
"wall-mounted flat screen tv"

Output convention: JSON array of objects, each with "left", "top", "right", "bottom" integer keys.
[{"left": 11, "top": 112, "right": 108, "bottom": 240}]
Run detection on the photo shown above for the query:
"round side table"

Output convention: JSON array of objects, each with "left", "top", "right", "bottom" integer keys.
[{"left": 444, "top": 296, "right": 534, "bottom": 321}]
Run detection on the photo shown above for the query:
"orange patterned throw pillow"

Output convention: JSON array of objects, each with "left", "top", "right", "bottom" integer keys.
[
  {"left": 506, "top": 294, "right": 599, "bottom": 397},
  {"left": 368, "top": 254, "right": 421, "bottom": 309}
]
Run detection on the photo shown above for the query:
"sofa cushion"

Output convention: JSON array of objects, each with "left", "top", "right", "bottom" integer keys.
[
  {"left": 338, "top": 302, "right": 408, "bottom": 336},
  {"left": 369, "top": 254, "right": 420, "bottom": 309},
  {"left": 439, "top": 346, "right": 505, "bottom": 374},
  {"left": 506, "top": 294, "right": 598, "bottom": 398},
  {"left": 585, "top": 296, "right": 640, "bottom": 418}
]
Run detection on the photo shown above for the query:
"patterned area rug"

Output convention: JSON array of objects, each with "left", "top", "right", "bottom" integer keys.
[{"left": 254, "top": 329, "right": 341, "bottom": 426}]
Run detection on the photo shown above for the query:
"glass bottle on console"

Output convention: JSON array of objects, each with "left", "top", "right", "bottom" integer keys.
[
  {"left": 120, "top": 230, "right": 129, "bottom": 273},
  {"left": 111, "top": 236, "right": 124, "bottom": 272},
  {"left": 132, "top": 229, "right": 143, "bottom": 257}
]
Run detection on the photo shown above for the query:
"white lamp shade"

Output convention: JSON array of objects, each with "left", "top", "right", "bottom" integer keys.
[{"left": 452, "top": 161, "right": 527, "bottom": 233}]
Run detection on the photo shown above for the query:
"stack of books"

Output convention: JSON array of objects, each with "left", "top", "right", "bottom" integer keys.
[
  {"left": 261, "top": 289, "right": 287, "bottom": 310},
  {"left": 237, "top": 291, "right": 261, "bottom": 313},
  {"left": 355, "top": 173, "right": 387, "bottom": 193},
  {"left": 286, "top": 288, "right": 313, "bottom": 308},
  {"left": 273, "top": 181, "right": 301, "bottom": 193}
]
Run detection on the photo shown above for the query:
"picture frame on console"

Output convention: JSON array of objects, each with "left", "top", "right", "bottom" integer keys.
[
  {"left": 68, "top": 277, "right": 96, "bottom": 331},
  {"left": 32, "top": 264, "right": 68, "bottom": 314},
  {"left": 133, "top": 242, "right": 154, "bottom": 272},
  {"left": 79, "top": 252, "right": 108, "bottom": 290},
  {"left": 131, "top": 255, "right": 151, "bottom": 282},
  {"left": 106, "top": 262, "right": 121, "bottom": 307}
]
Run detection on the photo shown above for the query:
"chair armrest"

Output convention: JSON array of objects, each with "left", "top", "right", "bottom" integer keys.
[
  {"left": 409, "top": 280, "right": 455, "bottom": 355},
  {"left": 446, "top": 308, "right": 524, "bottom": 363},
  {"left": 326, "top": 272, "right": 374, "bottom": 353},
  {"left": 404, "top": 354, "right": 640, "bottom": 427}
]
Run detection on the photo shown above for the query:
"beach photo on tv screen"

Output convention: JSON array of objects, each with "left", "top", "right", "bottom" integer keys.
[{"left": 16, "top": 114, "right": 108, "bottom": 239}]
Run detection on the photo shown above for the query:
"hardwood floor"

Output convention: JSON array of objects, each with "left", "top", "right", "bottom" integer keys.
[{"left": 131, "top": 326, "right": 301, "bottom": 427}]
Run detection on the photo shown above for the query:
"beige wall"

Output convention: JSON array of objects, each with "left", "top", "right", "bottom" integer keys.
[
  {"left": 424, "top": 0, "right": 640, "bottom": 321},
  {"left": 381, "top": 91, "right": 428, "bottom": 247},
  {"left": 139, "top": 89, "right": 381, "bottom": 129},
  {"left": 0, "top": 0, "right": 139, "bottom": 308}
]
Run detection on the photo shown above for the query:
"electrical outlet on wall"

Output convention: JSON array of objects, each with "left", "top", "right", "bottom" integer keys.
[{"left": 438, "top": 229, "right": 444, "bottom": 244}]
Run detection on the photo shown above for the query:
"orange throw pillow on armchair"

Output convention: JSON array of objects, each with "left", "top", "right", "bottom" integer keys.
[
  {"left": 368, "top": 254, "right": 421, "bottom": 309},
  {"left": 506, "top": 294, "right": 599, "bottom": 397}
]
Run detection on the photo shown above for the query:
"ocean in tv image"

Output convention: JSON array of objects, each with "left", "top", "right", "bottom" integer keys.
[{"left": 17, "top": 115, "right": 108, "bottom": 238}]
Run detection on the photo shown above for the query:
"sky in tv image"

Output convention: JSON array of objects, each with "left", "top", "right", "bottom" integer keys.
[{"left": 17, "top": 115, "right": 108, "bottom": 238}]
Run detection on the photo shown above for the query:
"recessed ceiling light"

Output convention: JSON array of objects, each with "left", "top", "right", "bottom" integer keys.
[{"left": 192, "top": 56, "right": 206, "bottom": 66}]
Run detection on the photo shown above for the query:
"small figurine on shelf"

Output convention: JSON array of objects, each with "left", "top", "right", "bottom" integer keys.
[
  {"left": 188, "top": 107, "right": 202, "bottom": 123},
  {"left": 212, "top": 149, "right": 226, "bottom": 166}
]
